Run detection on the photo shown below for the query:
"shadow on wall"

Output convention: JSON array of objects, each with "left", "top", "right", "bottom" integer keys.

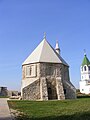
[{"left": 15, "top": 111, "right": 90, "bottom": 120}]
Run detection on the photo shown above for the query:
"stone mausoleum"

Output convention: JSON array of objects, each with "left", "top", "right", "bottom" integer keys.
[{"left": 21, "top": 35, "right": 76, "bottom": 100}]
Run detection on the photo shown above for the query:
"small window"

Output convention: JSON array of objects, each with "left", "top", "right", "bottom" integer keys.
[
  {"left": 84, "top": 66, "right": 86, "bottom": 71},
  {"left": 88, "top": 66, "right": 90, "bottom": 71},
  {"left": 26, "top": 66, "right": 31, "bottom": 76},
  {"left": 89, "top": 75, "right": 90, "bottom": 79},
  {"left": 26, "top": 65, "right": 36, "bottom": 77},
  {"left": 82, "top": 89, "right": 84, "bottom": 91},
  {"left": 82, "top": 76, "right": 83, "bottom": 79}
]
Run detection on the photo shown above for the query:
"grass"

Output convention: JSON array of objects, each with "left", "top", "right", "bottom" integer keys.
[
  {"left": 8, "top": 97, "right": 90, "bottom": 120},
  {"left": 0, "top": 96, "right": 9, "bottom": 98}
]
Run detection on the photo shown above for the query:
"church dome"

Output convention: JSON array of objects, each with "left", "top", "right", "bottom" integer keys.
[{"left": 82, "top": 54, "right": 90, "bottom": 66}]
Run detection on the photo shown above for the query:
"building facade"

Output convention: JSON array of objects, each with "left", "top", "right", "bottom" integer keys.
[
  {"left": 80, "top": 53, "right": 90, "bottom": 94},
  {"left": 21, "top": 36, "right": 76, "bottom": 100}
]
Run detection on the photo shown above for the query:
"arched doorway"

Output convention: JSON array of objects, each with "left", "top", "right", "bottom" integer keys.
[{"left": 47, "top": 83, "right": 57, "bottom": 100}]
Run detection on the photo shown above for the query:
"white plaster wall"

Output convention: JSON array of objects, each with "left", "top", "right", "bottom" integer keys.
[
  {"left": 84, "top": 85, "right": 90, "bottom": 94},
  {"left": 81, "top": 73, "right": 90, "bottom": 80},
  {"left": 80, "top": 80, "right": 90, "bottom": 94},
  {"left": 81, "top": 65, "right": 90, "bottom": 80}
]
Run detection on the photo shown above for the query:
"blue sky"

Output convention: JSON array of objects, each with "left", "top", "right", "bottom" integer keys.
[{"left": 0, "top": 0, "right": 90, "bottom": 91}]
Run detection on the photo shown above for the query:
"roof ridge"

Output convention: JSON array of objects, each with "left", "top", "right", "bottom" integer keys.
[{"left": 39, "top": 39, "right": 47, "bottom": 62}]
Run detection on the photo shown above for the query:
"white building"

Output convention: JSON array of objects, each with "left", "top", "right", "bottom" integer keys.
[{"left": 80, "top": 53, "right": 90, "bottom": 94}]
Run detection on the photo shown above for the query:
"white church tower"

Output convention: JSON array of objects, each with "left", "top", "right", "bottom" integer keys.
[{"left": 80, "top": 52, "right": 90, "bottom": 94}]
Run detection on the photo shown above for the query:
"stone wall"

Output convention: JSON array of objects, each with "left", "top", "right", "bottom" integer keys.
[
  {"left": 40, "top": 77, "right": 48, "bottom": 100},
  {"left": 22, "top": 79, "right": 40, "bottom": 100},
  {"left": 39, "top": 63, "right": 65, "bottom": 100},
  {"left": 62, "top": 65, "right": 70, "bottom": 82},
  {"left": 56, "top": 77, "right": 65, "bottom": 100},
  {"left": 22, "top": 76, "right": 65, "bottom": 100},
  {"left": 63, "top": 81, "right": 76, "bottom": 99},
  {"left": 22, "top": 62, "right": 76, "bottom": 100},
  {"left": 40, "top": 63, "right": 63, "bottom": 77}
]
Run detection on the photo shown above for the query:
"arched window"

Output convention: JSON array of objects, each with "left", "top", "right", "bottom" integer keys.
[
  {"left": 84, "top": 66, "right": 86, "bottom": 71},
  {"left": 88, "top": 66, "right": 90, "bottom": 71}
]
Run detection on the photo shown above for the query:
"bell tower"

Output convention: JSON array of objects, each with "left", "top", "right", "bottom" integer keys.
[
  {"left": 80, "top": 52, "right": 90, "bottom": 94},
  {"left": 81, "top": 53, "right": 90, "bottom": 81}
]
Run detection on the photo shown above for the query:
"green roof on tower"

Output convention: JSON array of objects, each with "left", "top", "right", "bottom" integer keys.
[{"left": 82, "top": 54, "right": 90, "bottom": 66}]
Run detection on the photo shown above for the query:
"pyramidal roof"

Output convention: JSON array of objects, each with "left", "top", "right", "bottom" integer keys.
[
  {"left": 82, "top": 54, "right": 90, "bottom": 66},
  {"left": 22, "top": 37, "right": 68, "bottom": 66}
]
